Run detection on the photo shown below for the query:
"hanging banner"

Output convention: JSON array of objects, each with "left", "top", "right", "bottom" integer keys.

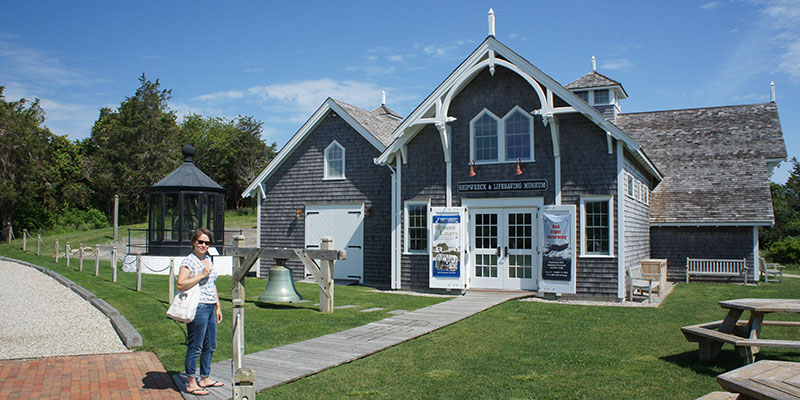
[
  {"left": 542, "top": 212, "right": 572, "bottom": 281},
  {"left": 539, "top": 205, "right": 576, "bottom": 295},
  {"left": 429, "top": 207, "right": 466, "bottom": 289}
]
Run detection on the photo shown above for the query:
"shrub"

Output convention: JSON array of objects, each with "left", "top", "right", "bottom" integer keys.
[
  {"left": 767, "top": 235, "right": 800, "bottom": 265},
  {"left": 55, "top": 208, "right": 109, "bottom": 231}
]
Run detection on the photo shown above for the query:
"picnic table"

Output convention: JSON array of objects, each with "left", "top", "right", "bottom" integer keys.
[
  {"left": 682, "top": 299, "right": 800, "bottom": 364},
  {"left": 717, "top": 360, "right": 800, "bottom": 399}
]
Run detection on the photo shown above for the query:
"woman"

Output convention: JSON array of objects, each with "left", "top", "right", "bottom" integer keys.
[{"left": 177, "top": 227, "right": 224, "bottom": 395}]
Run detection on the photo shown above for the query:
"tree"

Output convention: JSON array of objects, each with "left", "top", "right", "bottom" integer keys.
[
  {"left": 181, "top": 114, "right": 277, "bottom": 208},
  {"left": 761, "top": 157, "right": 800, "bottom": 264},
  {"left": 0, "top": 86, "right": 56, "bottom": 237},
  {"left": 86, "top": 74, "right": 182, "bottom": 223}
]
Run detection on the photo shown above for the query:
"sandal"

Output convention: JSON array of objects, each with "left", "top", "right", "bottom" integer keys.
[
  {"left": 187, "top": 387, "right": 210, "bottom": 396},
  {"left": 200, "top": 379, "right": 224, "bottom": 388}
]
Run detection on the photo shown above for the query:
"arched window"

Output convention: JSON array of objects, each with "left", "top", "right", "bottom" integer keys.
[
  {"left": 324, "top": 141, "right": 345, "bottom": 179},
  {"left": 470, "top": 110, "right": 500, "bottom": 162},
  {"left": 503, "top": 108, "right": 533, "bottom": 161}
]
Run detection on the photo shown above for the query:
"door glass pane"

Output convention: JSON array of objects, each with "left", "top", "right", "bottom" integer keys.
[
  {"left": 475, "top": 254, "right": 498, "bottom": 278},
  {"left": 475, "top": 213, "right": 498, "bottom": 249},
  {"left": 509, "top": 254, "right": 533, "bottom": 279},
  {"left": 165, "top": 194, "right": 178, "bottom": 240},
  {"left": 183, "top": 194, "right": 200, "bottom": 241},
  {"left": 508, "top": 212, "right": 532, "bottom": 250}
]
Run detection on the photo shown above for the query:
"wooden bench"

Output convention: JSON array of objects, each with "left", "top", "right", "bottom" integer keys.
[
  {"left": 686, "top": 257, "right": 749, "bottom": 283},
  {"left": 758, "top": 257, "right": 783, "bottom": 283},
  {"left": 626, "top": 264, "right": 660, "bottom": 303}
]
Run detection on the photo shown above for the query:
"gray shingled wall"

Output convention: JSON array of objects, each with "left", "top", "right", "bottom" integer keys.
[
  {"left": 650, "top": 226, "right": 754, "bottom": 282},
  {"left": 559, "top": 114, "right": 619, "bottom": 298},
  {"left": 260, "top": 112, "right": 392, "bottom": 287},
  {"left": 398, "top": 67, "right": 625, "bottom": 298},
  {"left": 623, "top": 152, "right": 652, "bottom": 285}
]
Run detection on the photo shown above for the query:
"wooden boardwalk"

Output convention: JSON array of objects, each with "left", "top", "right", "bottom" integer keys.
[{"left": 175, "top": 290, "right": 527, "bottom": 399}]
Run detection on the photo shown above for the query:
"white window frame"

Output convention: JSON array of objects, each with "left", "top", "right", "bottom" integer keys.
[
  {"left": 470, "top": 107, "right": 534, "bottom": 165},
  {"left": 625, "top": 172, "right": 634, "bottom": 198},
  {"left": 404, "top": 200, "right": 430, "bottom": 255},
  {"left": 580, "top": 195, "right": 614, "bottom": 258},
  {"left": 502, "top": 105, "right": 535, "bottom": 162},
  {"left": 592, "top": 89, "right": 610, "bottom": 105},
  {"left": 324, "top": 140, "right": 345, "bottom": 180},
  {"left": 470, "top": 109, "right": 500, "bottom": 164}
]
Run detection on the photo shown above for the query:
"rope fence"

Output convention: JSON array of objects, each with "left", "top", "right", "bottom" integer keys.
[{"left": 9, "top": 231, "right": 185, "bottom": 301}]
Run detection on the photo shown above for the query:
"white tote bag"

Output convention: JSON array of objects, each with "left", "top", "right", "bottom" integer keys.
[{"left": 166, "top": 283, "right": 200, "bottom": 323}]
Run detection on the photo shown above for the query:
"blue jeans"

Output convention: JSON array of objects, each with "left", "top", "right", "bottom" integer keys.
[{"left": 185, "top": 303, "right": 217, "bottom": 378}]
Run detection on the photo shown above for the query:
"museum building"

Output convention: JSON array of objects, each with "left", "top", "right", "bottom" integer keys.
[{"left": 243, "top": 18, "right": 786, "bottom": 300}]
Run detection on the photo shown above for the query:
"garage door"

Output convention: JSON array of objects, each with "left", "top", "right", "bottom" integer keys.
[{"left": 305, "top": 204, "right": 364, "bottom": 283}]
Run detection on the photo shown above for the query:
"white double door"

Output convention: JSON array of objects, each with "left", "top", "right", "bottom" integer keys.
[
  {"left": 305, "top": 204, "right": 364, "bottom": 283},
  {"left": 469, "top": 207, "right": 538, "bottom": 290}
]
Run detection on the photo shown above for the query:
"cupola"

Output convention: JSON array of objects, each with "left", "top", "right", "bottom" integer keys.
[{"left": 565, "top": 56, "right": 628, "bottom": 122}]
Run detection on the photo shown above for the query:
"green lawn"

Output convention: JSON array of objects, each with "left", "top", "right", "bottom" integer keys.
[{"left": 3, "top": 224, "right": 800, "bottom": 399}]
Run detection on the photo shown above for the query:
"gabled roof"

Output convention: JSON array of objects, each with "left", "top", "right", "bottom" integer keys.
[
  {"left": 374, "top": 36, "right": 660, "bottom": 181},
  {"left": 616, "top": 103, "right": 786, "bottom": 225},
  {"left": 242, "top": 98, "right": 401, "bottom": 198},
  {"left": 565, "top": 70, "right": 628, "bottom": 97}
]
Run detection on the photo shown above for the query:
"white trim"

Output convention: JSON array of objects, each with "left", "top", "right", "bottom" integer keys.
[
  {"left": 374, "top": 37, "right": 662, "bottom": 183},
  {"left": 255, "top": 191, "right": 262, "bottom": 278},
  {"left": 392, "top": 157, "right": 403, "bottom": 289},
  {"left": 753, "top": 226, "right": 759, "bottom": 282},
  {"left": 579, "top": 195, "right": 615, "bottom": 257},
  {"left": 462, "top": 197, "right": 545, "bottom": 208},
  {"left": 616, "top": 140, "right": 625, "bottom": 299},
  {"left": 650, "top": 222, "right": 774, "bottom": 227},
  {"left": 470, "top": 108, "right": 501, "bottom": 163},
  {"left": 323, "top": 140, "right": 346, "bottom": 180},
  {"left": 404, "top": 200, "right": 431, "bottom": 255},
  {"left": 242, "top": 98, "right": 387, "bottom": 198}
]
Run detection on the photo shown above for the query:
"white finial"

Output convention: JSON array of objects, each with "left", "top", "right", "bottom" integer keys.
[
  {"left": 770, "top": 81, "right": 776, "bottom": 102},
  {"left": 488, "top": 9, "right": 495, "bottom": 37},
  {"left": 382, "top": 90, "right": 386, "bottom": 106},
  {"left": 592, "top": 56, "right": 597, "bottom": 71}
]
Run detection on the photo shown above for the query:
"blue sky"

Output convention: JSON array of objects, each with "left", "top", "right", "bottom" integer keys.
[{"left": 2, "top": 1, "right": 799, "bottom": 183}]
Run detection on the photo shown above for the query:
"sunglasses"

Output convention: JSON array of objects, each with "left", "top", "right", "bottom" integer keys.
[{"left": 196, "top": 240, "right": 212, "bottom": 246}]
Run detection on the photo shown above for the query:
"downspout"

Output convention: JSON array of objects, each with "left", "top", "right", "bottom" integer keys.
[{"left": 753, "top": 226, "right": 759, "bottom": 282}]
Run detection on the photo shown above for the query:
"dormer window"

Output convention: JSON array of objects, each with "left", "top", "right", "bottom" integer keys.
[
  {"left": 324, "top": 140, "right": 345, "bottom": 180},
  {"left": 593, "top": 89, "right": 609, "bottom": 104}
]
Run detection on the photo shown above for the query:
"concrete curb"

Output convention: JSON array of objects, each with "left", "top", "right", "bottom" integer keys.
[{"left": 0, "top": 256, "right": 143, "bottom": 349}]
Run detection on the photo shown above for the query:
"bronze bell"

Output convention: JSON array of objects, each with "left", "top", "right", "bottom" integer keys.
[{"left": 258, "top": 259, "right": 303, "bottom": 303}]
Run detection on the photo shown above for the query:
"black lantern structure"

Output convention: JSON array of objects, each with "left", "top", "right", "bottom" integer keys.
[{"left": 147, "top": 145, "right": 226, "bottom": 256}]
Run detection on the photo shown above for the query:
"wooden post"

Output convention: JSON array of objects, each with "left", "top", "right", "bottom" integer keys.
[
  {"left": 113, "top": 194, "right": 119, "bottom": 241},
  {"left": 136, "top": 254, "right": 142, "bottom": 292},
  {"left": 320, "top": 237, "right": 335, "bottom": 314},
  {"left": 95, "top": 248, "right": 100, "bottom": 276},
  {"left": 232, "top": 239, "right": 245, "bottom": 371},
  {"left": 112, "top": 248, "right": 118, "bottom": 283},
  {"left": 6, "top": 223, "right": 11, "bottom": 245},
  {"left": 55, "top": 239, "right": 59, "bottom": 263},
  {"left": 22, "top": 229, "right": 27, "bottom": 251},
  {"left": 65, "top": 242, "right": 71, "bottom": 267},
  {"left": 79, "top": 244, "right": 84, "bottom": 272},
  {"left": 168, "top": 258, "right": 175, "bottom": 305},
  {"left": 37, "top": 234, "right": 41, "bottom": 256}
]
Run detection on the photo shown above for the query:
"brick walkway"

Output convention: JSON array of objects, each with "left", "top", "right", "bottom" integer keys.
[{"left": 0, "top": 352, "right": 182, "bottom": 400}]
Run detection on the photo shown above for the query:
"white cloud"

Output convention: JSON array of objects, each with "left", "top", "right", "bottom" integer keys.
[
  {"left": 600, "top": 59, "right": 634, "bottom": 71},
  {"left": 0, "top": 39, "right": 101, "bottom": 87},
  {"left": 193, "top": 89, "right": 247, "bottom": 102},
  {"left": 701, "top": 2, "right": 722, "bottom": 10}
]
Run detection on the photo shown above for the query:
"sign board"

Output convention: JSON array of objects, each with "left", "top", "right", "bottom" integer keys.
[
  {"left": 457, "top": 180, "right": 547, "bottom": 193},
  {"left": 429, "top": 207, "right": 466, "bottom": 289},
  {"left": 539, "top": 205, "right": 576, "bottom": 295}
]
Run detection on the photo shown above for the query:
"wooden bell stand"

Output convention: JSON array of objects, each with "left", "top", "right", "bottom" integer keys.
[{"left": 225, "top": 237, "right": 346, "bottom": 398}]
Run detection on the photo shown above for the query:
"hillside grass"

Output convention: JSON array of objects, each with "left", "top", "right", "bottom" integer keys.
[{"left": 3, "top": 216, "right": 800, "bottom": 399}]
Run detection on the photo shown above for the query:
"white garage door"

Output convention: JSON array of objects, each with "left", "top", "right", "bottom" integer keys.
[{"left": 305, "top": 204, "right": 364, "bottom": 283}]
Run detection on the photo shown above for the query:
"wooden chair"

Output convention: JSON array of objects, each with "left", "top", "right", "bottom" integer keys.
[
  {"left": 759, "top": 257, "right": 783, "bottom": 283},
  {"left": 627, "top": 264, "right": 660, "bottom": 303}
]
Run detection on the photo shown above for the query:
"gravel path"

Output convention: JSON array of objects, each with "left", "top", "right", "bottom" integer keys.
[{"left": 0, "top": 259, "right": 129, "bottom": 360}]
